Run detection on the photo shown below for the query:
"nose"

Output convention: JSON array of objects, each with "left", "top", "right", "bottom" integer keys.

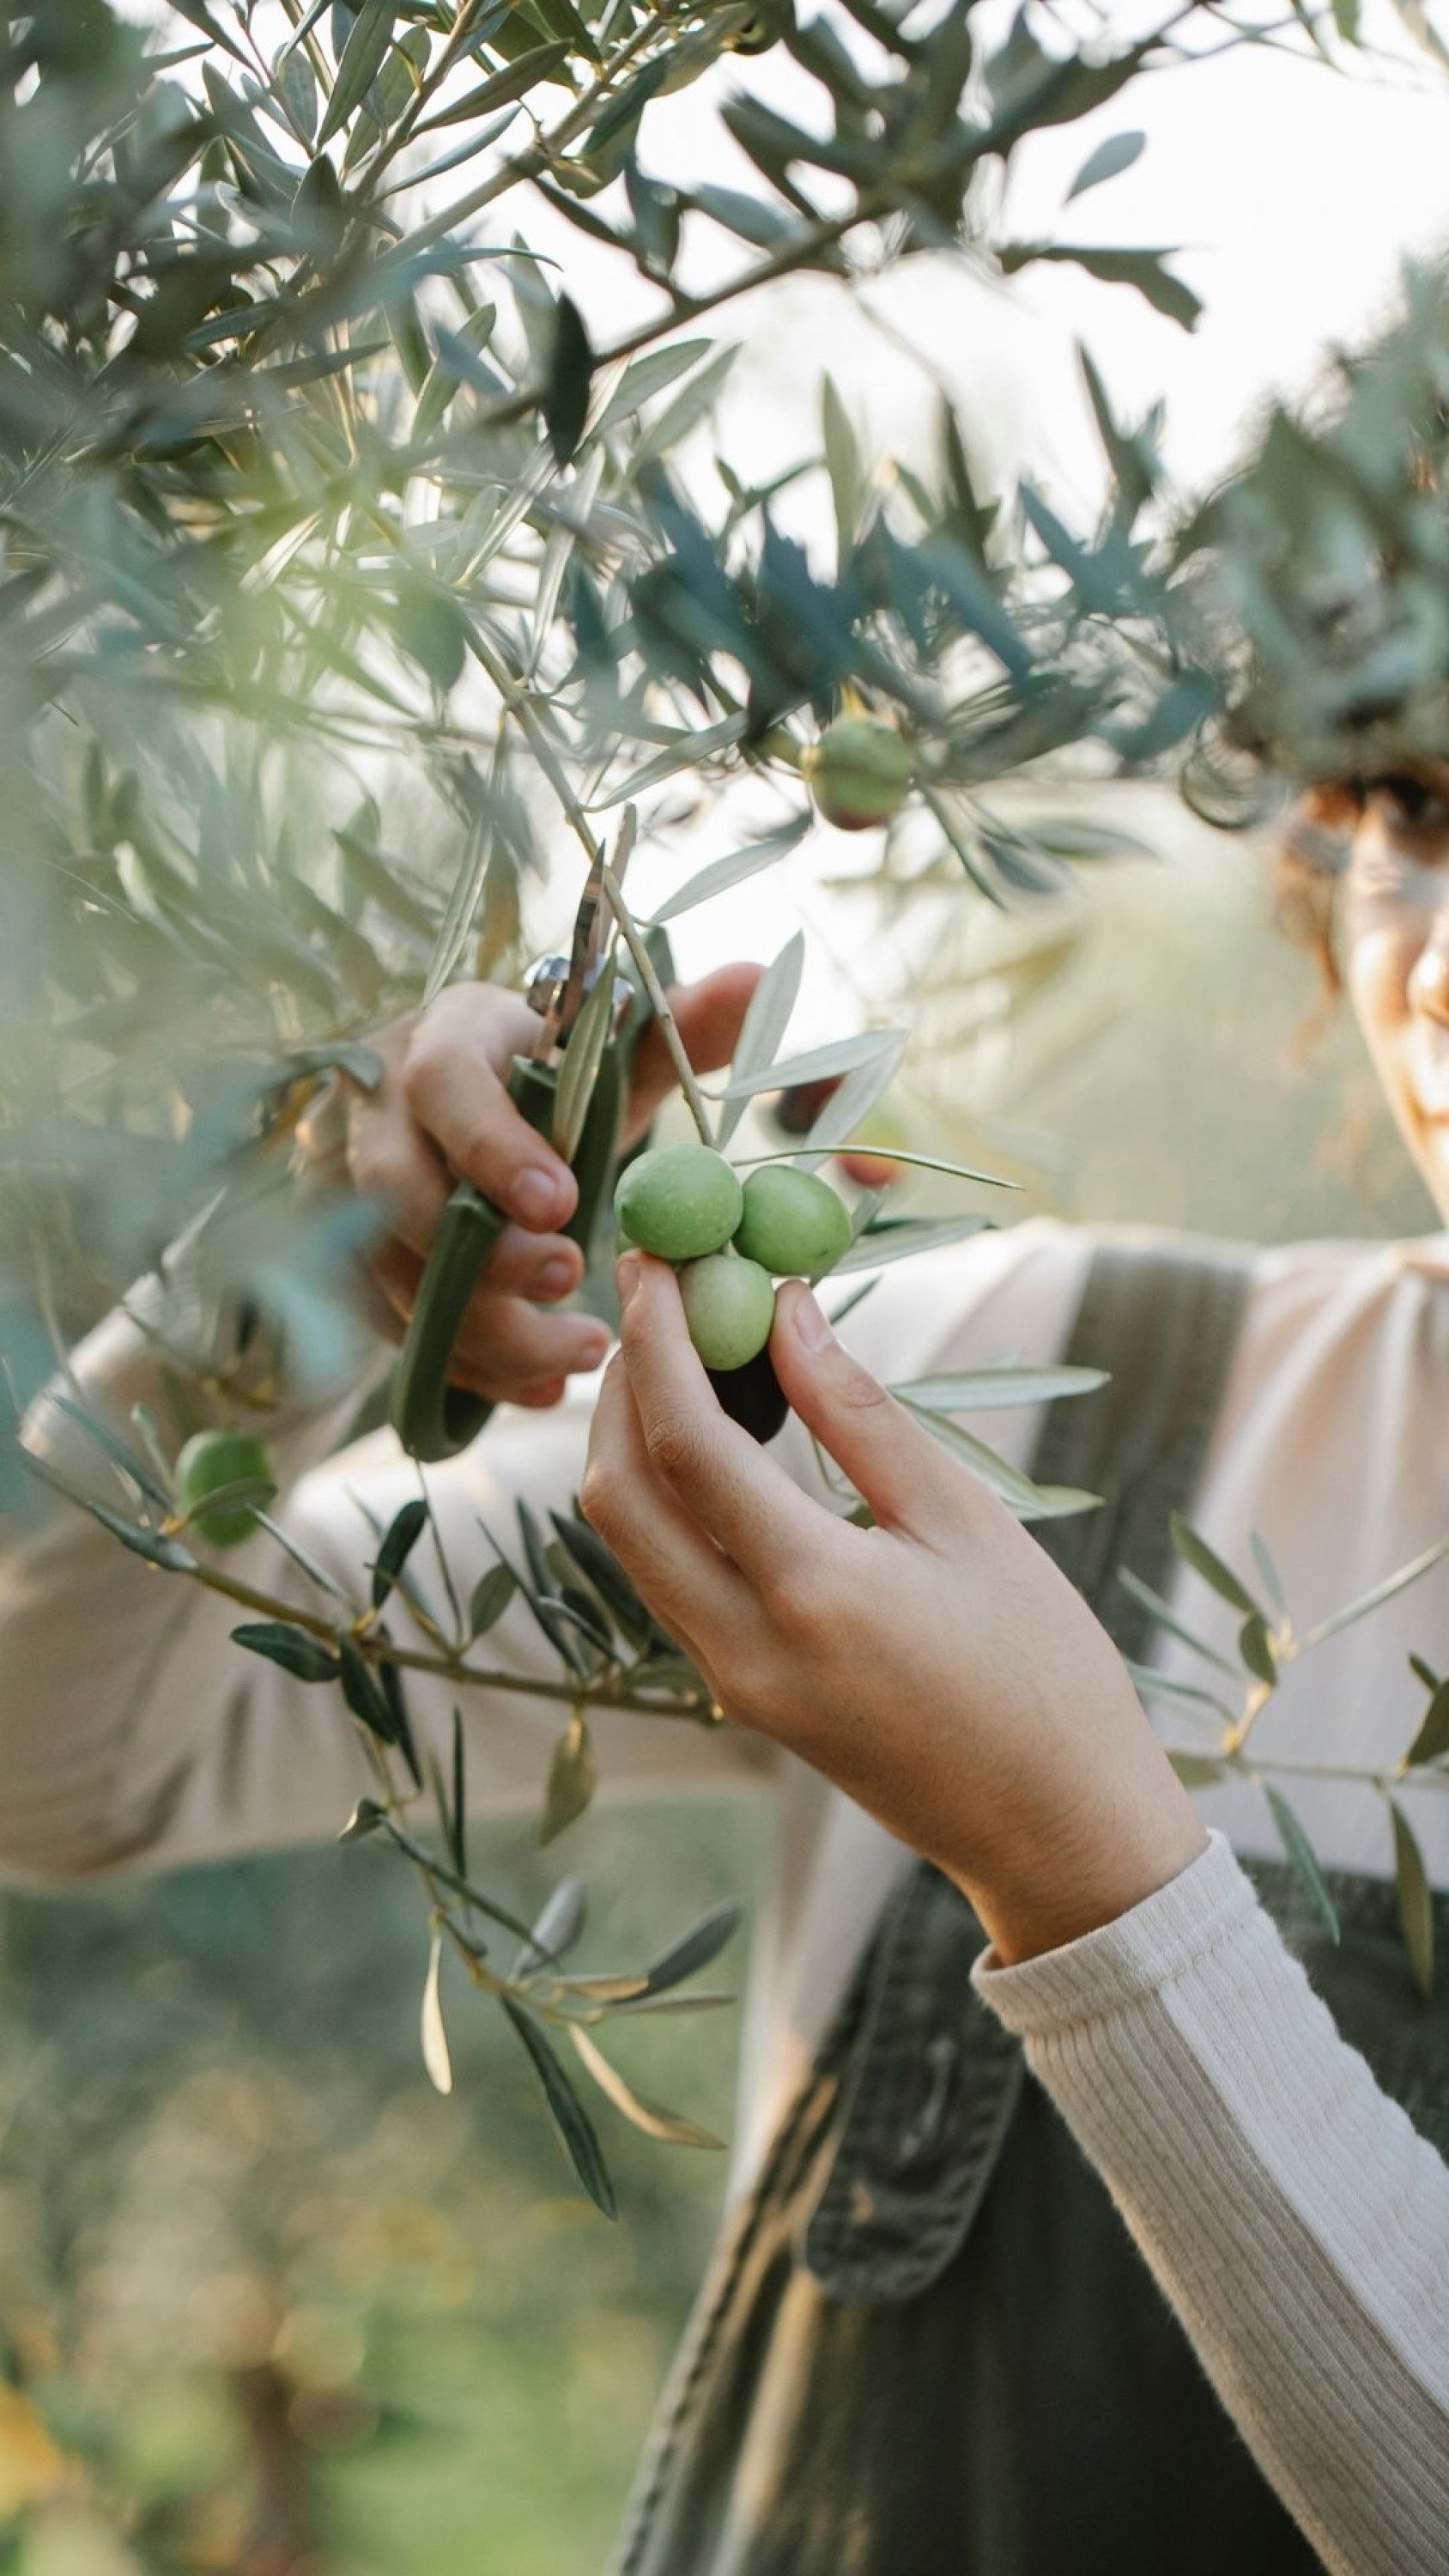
[{"left": 1408, "top": 921, "right": 1449, "bottom": 1028}]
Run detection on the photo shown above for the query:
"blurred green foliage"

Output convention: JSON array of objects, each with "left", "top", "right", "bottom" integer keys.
[{"left": 0, "top": 1796, "right": 767, "bottom": 2575}]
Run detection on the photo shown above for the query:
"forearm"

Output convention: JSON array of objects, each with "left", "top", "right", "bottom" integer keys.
[{"left": 974, "top": 1833, "right": 1449, "bottom": 2576}]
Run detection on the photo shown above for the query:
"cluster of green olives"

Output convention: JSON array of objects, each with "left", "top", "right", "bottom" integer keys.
[{"left": 613, "top": 1145, "right": 852, "bottom": 1373}]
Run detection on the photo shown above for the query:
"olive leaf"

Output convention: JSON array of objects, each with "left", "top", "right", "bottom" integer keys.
[
  {"left": 830, "top": 1214, "right": 991, "bottom": 1275},
  {"left": 421, "top": 1929, "right": 454, "bottom": 2096},
  {"left": 718, "top": 930, "right": 803, "bottom": 1145},
  {"left": 895, "top": 1364, "right": 1108, "bottom": 1413},
  {"left": 50, "top": 1394, "right": 173, "bottom": 1509},
  {"left": 1404, "top": 1678, "right": 1449, "bottom": 1770},
  {"left": 635, "top": 1900, "right": 742, "bottom": 1997},
  {"left": 1167, "top": 1752, "right": 1228, "bottom": 1789},
  {"left": 651, "top": 816, "right": 810, "bottom": 925},
  {"left": 567, "top": 2025, "right": 724, "bottom": 2149},
  {"left": 718, "top": 1028, "right": 906, "bottom": 1104},
  {"left": 540, "top": 1710, "right": 597, "bottom": 1845},
  {"left": 543, "top": 294, "right": 594, "bottom": 465},
  {"left": 319, "top": 2, "right": 397, "bottom": 143},
  {"left": 1300, "top": 1533, "right": 1449, "bottom": 1648},
  {"left": 822, "top": 373, "right": 864, "bottom": 558},
  {"left": 592, "top": 339, "right": 716, "bottom": 440},
  {"left": 1127, "top": 1662, "right": 1237, "bottom": 1722},
  {"left": 231, "top": 1621, "right": 341, "bottom": 1683},
  {"left": 502, "top": 2002, "right": 618, "bottom": 2219},
  {"left": 791, "top": 1034, "right": 907, "bottom": 1170},
  {"left": 1115, "top": 1568, "right": 1239, "bottom": 1677},
  {"left": 337, "top": 1635, "right": 402, "bottom": 1747},
  {"left": 1065, "top": 130, "right": 1146, "bottom": 203},
  {"left": 999, "top": 242, "right": 1202, "bottom": 333},
  {"left": 286, "top": 1042, "right": 385, "bottom": 1091},
  {"left": 421, "top": 811, "right": 491, "bottom": 1008},
  {"left": 548, "top": 1509, "right": 656, "bottom": 1652},
  {"left": 338, "top": 1796, "right": 386, "bottom": 1842},
  {"left": 412, "top": 302, "right": 499, "bottom": 443},
  {"left": 468, "top": 1561, "right": 517, "bottom": 1638},
  {"left": 1264, "top": 1783, "right": 1340, "bottom": 1946},
  {"left": 1249, "top": 1528, "right": 1288, "bottom": 1619},
  {"left": 371, "top": 1496, "right": 429, "bottom": 1608},
  {"left": 1169, "top": 1514, "right": 1264, "bottom": 1620},
  {"left": 552, "top": 951, "right": 616, "bottom": 1163},
  {"left": 512, "top": 1877, "right": 588, "bottom": 1979},
  {"left": 1238, "top": 1613, "right": 1279, "bottom": 1690},
  {"left": 85, "top": 1500, "right": 197, "bottom": 1574},
  {"left": 450, "top": 1708, "right": 468, "bottom": 1880},
  {"left": 900, "top": 1399, "right": 1099, "bottom": 1524},
  {"left": 1390, "top": 1799, "right": 1434, "bottom": 2002}
]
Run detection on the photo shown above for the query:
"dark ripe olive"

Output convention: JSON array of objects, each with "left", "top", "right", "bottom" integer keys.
[
  {"left": 769, "top": 1074, "right": 841, "bottom": 1139},
  {"left": 707, "top": 1343, "right": 790, "bottom": 1443}
]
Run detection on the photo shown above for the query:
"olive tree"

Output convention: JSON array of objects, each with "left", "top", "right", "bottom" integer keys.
[{"left": 8, "top": 0, "right": 1445, "bottom": 2201}]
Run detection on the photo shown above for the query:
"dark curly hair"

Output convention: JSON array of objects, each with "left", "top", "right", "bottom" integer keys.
[{"left": 1274, "top": 784, "right": 1359, "bottom": 999}]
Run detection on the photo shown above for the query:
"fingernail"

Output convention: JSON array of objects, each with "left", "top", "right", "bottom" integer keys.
[
  {"left": 792, "top": 1288, "right": 834, "bottom": 1352},
  {"left": 615, "top": 1249, "right": 643, "bottom": 1307},
  {"left": 577, "top": 1324, "right": 612, "bottom": 1369},
  {"left": 515, "top": 1166, "right": 568, "bottom": 1225},
  {"left": 537, "top": 1254, "right": 576, "bottom": 1298}
]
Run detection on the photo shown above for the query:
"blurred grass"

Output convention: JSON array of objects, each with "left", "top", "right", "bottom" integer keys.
[{"left": 0, "top": 818, "right": 1434, "bottom": 2575}]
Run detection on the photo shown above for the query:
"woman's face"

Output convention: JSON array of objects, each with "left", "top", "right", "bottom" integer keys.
[{"left": 1344, "top": 767, "right": 1449, "bottom": 1225}]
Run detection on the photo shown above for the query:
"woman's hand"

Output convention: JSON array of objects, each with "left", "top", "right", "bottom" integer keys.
[
  {"left": 298, "top": 965, "right": 760, "bottom": 1409},
  {"left": 583, "top": 1252, "right": 1208, "bottom": 1966}
]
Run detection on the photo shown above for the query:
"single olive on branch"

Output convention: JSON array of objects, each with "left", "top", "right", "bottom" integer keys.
[
  {"left": 173, "top": 1429, "right": 278, "bottom": 1551},
  {"left": 802, "top": 716, "right": 914, "bottom": 833}
]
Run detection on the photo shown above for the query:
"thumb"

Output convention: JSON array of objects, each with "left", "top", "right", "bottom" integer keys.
[
  {"left": 770, "top": 1279, "right": 961, "bottom": 1536},
  {"left": 624, "top": 962, "right": 763, "bottom": 1139}
]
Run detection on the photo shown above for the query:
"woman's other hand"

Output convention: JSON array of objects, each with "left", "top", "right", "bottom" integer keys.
[
  {"left": 582, "top": 1252, "right": 1207, "bottom": 1966},
  {"left": 297, "top": 965, "right": 760, "bottom": 1410}
]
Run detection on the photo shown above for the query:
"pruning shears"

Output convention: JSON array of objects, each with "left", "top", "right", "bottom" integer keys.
[{"left": 390, "top": 837, "right": 670, "bottom": 1462}]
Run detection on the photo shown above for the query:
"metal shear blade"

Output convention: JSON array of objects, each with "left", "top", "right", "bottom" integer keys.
[{"left": 536, "top": 835, "right": 630, "bottom": 1059}]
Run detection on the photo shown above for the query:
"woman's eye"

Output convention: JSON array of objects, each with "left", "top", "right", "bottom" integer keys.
[{"left": 1364, "top": 773, "right": 1449, "bottom": 830}]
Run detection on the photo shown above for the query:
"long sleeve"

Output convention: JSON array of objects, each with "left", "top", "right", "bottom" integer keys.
[
  {"left": 0, "top": 1270, "right": 773, "bottom": 1881},
  {"left": 973, "top": 1831, "right": 1449, "bottom": 2576}
]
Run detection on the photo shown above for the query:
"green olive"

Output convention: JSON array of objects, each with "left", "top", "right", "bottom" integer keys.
[
  {"left": 614, "top": 1144, "right": 743, "bottom": 1261},
  {"left": 174, "top": 1428, "right": 276, "bottom": 1550},
  {"left": 802, "top": 716, "right": 913, "bottom": 831},
  {"left": 679, "top": 1253, "right": 776, "bottom": 1371},
  {"left": 733, "top": 1164, "right": 852, "bottom": 1279}
]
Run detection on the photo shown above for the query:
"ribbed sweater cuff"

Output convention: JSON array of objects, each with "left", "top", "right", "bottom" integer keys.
[
  {"left": 968, "top": 1827, "right": 1449, "bottom": 2576},
  {"left": 970, "top": 1828, "right": 1253, "bottom": 2034}
]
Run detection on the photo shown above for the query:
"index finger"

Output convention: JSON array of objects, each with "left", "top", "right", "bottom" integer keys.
[
  {"left": 615, "top": 1253, "right": 820, "bottom": 1584},
  {"left": 403, "top": 985, "right": 579, "bottom": 1232}
]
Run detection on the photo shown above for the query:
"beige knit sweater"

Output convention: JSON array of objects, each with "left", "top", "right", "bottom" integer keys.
[{"left": 5, "top": 1217, "right": 1449, "bottom": 2573}]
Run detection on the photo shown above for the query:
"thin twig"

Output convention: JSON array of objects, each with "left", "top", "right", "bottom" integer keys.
[{"left": 601, "top": 839, "right": 715, "bottom": 1148}]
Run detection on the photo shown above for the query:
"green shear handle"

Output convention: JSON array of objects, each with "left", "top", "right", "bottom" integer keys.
[{"left": 389, "top": 929, "right": 671, "bottom": 1464}]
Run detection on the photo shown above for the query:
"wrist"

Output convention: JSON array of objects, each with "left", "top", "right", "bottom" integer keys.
[{"left": 955, "top": 1765, "right": 1210, "bottom": 1970}]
